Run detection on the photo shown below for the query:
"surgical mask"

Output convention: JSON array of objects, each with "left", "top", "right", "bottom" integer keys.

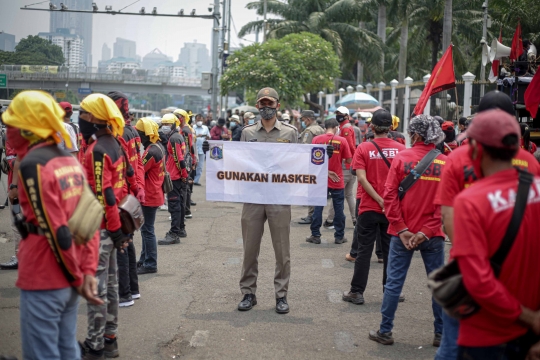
[
  {"left": 259, "top": 107, "right": 277, "bottom": 120},
  {"left": 230, "top": 122, "right": 237, "bottom": 129},
  {"left": 248, "top": 119, "right": 255, "bottom": 125},
  {"left": 336, "top": 114, "right": 346, "bottom": 122},
  {"left": 160, "top": 125, "right": 172, "bottom": 134},
  {"left": 301, "top": 121, "right": 307, "bottom": 129},
  {"left": 196, "top": 121, "right": 203, "bottom": 127}
]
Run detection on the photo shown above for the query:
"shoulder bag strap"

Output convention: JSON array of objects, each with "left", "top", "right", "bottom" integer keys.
[
  {"left": 398, "top": 149, "right": 441, "bottom": 200},
  {"left": 371, "top": 141, "right": 391, "bottom": 168},
  {"left": 490, "top": 170, "right": 534, "bottom": 276},
  {"left": 150, "top": 143, "right": 167, "bottom": 174}
]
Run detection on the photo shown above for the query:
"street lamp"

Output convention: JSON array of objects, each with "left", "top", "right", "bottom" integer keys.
[
  {"left": 139, "top": 7, "right": 145, "bottom": 14},
  {"left": 152, "top": 7, "right": 157, "bottom": 15},
  {"left": 346, "top": 85, "right": 354, "bottom": 94},
  {"left": 49, "top": 3, "right": 57, "bottom": 10},
  {"left": 318, "top": 90, "right": 325, "bottom": 107},
  {"left": 178, "top": 9, "right": 184, "bottom": 15},
  {"left": 191, "top": 9, "right": 196, "bottom": 16},
  {"left": 92, "top": 2, "right": 98, "bottom": 11}
]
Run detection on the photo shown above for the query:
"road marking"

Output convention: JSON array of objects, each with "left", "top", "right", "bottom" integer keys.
[
  {"left": 190, "top": 330, "right": 209, "bottom": 347},
  {"left": 322, "top": 259, "right": 334, "bottom": 268},
  {"left": 334, "top": 331, "right": 356, "bottom": 353},
  {"left": 327, "top": 290, "right": 342, "bottom": 303},
  {"left": 224, "top": 258, "right": 240, "bottom": 265}
]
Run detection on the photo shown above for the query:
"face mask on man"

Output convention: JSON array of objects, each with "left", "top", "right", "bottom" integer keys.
[
  {"left": 301, "top": 121, "right": 307, "bottom": 129},
  {"left": 248, "top": 119, "right": 255, "bottom": 125},
  {"left": 259, "top": 107, "right": 277, "bottom": 120},
  {"left": 336, "top": 114, "right": 346, "bottom": 122},
  {"left": 160, "top": 125, "right": 172, "bottom": 134},
  {"left": 230, "top": 122, "right": 237, "bottom": 129},
  {"left": 196, "top": 121, "right": 203, "bottom": 127}
]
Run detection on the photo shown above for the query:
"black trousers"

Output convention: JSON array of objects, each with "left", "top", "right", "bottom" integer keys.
[
  {"left": 168, "top": 179, "right": 187, "bottom": 234},
  {"left": 184, "top": 169, "right": 196, "bottom": 213},
  {"left": 350, "top": 199, "right": 383, "bottom": 259},
  {"left": 350, "top": 211, "right": 390, "bottom": 294},
  {"left": 117, "top": 241, "right": 139, "bottom": 298}
]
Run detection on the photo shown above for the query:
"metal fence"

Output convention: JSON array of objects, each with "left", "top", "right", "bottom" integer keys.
[{"left": 0, "top": 65, "right": 202, "bottom": 87}]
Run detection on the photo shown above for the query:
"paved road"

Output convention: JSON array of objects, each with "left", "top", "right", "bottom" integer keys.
[{"left": 0, "top": 171, "right": 448, "bottom": 359}]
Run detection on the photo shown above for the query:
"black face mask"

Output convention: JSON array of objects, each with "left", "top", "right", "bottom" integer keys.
[
  {"left": 336, "top": 114, "right": 346, "bottom": 122},
  {"left": 137, "top": 130, "right": 151, "bottom": 149},
  {"left": 79, "top": 116, "right": 107, "bottom": 142}
]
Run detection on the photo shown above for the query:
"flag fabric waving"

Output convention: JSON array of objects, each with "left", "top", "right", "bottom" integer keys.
[
  {"left": 510, "top": 21, "right": 523, "bottom": 60},
  {"left": 525, "top": 71, "right": 540, "bottom": 118},
  {"left": 489, "top": 28, "right": 503, "bottom": 83},
  {"left": 413, "top": 44, "right": 456, "bottom": 116}
]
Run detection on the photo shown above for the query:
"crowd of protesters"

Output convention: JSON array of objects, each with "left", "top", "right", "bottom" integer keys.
[{"left": 2, "top": 87, "right": 540, "bottom": 360}]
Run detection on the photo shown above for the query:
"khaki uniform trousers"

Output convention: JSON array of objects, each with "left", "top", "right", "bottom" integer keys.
[{"left": 240, "top": 203, "right": 291, "bottom": 299}]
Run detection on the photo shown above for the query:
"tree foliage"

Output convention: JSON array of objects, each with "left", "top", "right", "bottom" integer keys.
[
  {"left": 0, "top": 35, "right": 65, "bottom": 66},
  {"left": 220, "top": 32, "right": 340, "bottom": 107}
]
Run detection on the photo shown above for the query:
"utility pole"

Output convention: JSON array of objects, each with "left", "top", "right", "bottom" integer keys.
[
  {"left": 219, "top": 0, "right": 227, "bottom": 119},
  {"left": 263, "top": 0, "right": 268, "bottom": 42},
  {"left": 211, "top": 0, "right": 221, "bottom": 120},
  {"left": 480, "top": 0, "right": 488, "bottom": 97}
]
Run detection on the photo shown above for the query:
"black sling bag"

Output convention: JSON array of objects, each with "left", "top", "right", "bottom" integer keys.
[
  {"left": 398, "top": 149, "right": 441, "bottom": 200},
  {"left": 371, "top": 141, "right": 391, "bottom": 168},
  {"left": 428, "top": 169, "right": 533, "bottom": 319}
]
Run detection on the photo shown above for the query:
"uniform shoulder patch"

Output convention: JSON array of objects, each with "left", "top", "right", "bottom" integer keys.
[
  {"left": 242, "top": 123, "right": 257, "bottom": 130},
  {"left": 282, "top": 122, "right": 298, "bottom": 131}
]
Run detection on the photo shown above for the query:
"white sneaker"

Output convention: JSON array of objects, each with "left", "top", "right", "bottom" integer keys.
[
  {"left": 119, "top": 298, "right": 134, "bottom": 307},
  {"left": 131, "top": 293, "right": 141, "bottom": 300},
  {"left": 160, "top": 205, "right": 168, "bottom": 211}
]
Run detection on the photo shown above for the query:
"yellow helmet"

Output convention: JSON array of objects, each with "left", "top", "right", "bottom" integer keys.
[
  {"left": 173, "top": 108, "right": 188, "bottom": 125},
  {"left": 161, "top": 113, "right": 178, "bottom": 126}
]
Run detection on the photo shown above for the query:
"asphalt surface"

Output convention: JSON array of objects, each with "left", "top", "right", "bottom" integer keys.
[{"left": 0, "top": 169, "right": 450, "bottom": 359}]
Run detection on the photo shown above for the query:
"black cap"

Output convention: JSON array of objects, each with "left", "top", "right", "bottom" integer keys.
[
  {"left": 371, "top": 109, "right": 392, "bottom": 127},
  {"left": 478, "top": 91, "right": 514, "bottom": 116},
  {"left": 301, "top": 110, "right": 315, "bottom": 119}
]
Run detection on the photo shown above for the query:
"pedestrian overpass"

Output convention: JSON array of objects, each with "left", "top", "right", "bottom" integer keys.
[{"left": 1, "top": 67, "right": 208, "bottom": 97}]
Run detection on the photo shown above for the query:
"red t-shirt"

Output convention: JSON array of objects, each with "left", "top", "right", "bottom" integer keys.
[
  {"left": 339, "top": 123, "right": 356, "bottom": 170},
  {"left": 312, "top": 133, "right": 352, "bottom": 189},
  {"left": 384, "top": 143, "right": 446, "bottom": 238},
  {"left": 353, "top": 138, "right": 405, "bottom": 214},
  {"left": 434, "top": 145, "right": 540, "bottom": 207},
  {"left": 520, "top": 138, "right": 537, "bottom": 154},
  {"left": 453, "top": 169, "right": 540, "bottom": 346}
]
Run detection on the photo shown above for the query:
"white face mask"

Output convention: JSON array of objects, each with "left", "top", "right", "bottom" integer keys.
[
  {"left": 196, "top": 121, "right": 203, "bottom": 127},
  {"left": 161, "top": 125, "right": 172, "bottom": 134}
]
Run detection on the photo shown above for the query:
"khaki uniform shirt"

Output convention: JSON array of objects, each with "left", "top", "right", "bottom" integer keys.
[
  {"left": 240, "top": 119, "right": 298, "bottom": 144},
  {"left": 299, "top": 123, "right": 324, "bottom": 144}
]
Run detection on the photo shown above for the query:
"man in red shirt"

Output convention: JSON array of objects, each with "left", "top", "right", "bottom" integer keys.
[
  {"left": 324, "top": 107, "right": 357, "bottom": 229},
  {"left": 158, "top": 113, "right": 189, "bottom": 244},
  {"left": 369, "top": 114, "right": 447, "bottom": 346},
  {"left": 210, "top": 118, "right": 230, "bottom": 140},
  {"left": 3, "top": 91, "right": 101, "bottom": 359},
  {"left": 307, "top": 118, "right": 352, "bottom": 244},
  {"left": 135, "top": 118, "right": 164, "bottom": 274},
  {"left": 434, "top": 91, "right": 540, "bottom": 360},
  {"left": 79, "top": 93, "right": 132, "bottom": 359},
  {"left": 452, "top": 109, "right": 540, "bottom": 359},
  {"left": 342, "top": 109, "right": 405, "bottom": 305}
]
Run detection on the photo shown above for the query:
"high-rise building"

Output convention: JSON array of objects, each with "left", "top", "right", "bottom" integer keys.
[
  {"left": 38, "top": 28, "right": 85, "bottom": 70},
  {"left": 0, "top": 32, "right": 16, "bottom": 52},
  {"left": 102, "top": 43, "right": 111, "bottom": 61},
  {"left": 49, "top": 0, "right": 93, "bottom": 66},
  {"left": 142, "top": 48, "right": 169, "bottom": 70},
  {"left": 113, "top": 38, "right": 136, "bottom": 59},
  {"left": 177, "top": 41, "right": 211, "bottom": 78}
]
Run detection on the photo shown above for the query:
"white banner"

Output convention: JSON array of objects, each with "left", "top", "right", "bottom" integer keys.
[{"left": 206, "top": 141, "right": 329, "bottom": 206}]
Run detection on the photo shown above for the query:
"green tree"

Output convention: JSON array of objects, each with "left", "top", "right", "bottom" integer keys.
[
  {"left": 0, "top": 35, "right": 65, "bottom": 66},
  {"left": 239, "top": 0, "right": 384, "bottom": 78},
  {"left": 220, "top": 32, "right": 340, "bottom": 112}
]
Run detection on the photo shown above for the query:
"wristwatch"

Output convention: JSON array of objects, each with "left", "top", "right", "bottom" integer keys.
[{"left": 9, "top": 184, "right": 18, "bottom": 190}]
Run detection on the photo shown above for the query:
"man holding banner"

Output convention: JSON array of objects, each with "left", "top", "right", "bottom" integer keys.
[{"left": 236, "top": 87, "right": 299, "bottom": 314}]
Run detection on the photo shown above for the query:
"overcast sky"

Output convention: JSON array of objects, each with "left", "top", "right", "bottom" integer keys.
[{"left": 1, "top": 0, "right": 262, "bottom": 66}]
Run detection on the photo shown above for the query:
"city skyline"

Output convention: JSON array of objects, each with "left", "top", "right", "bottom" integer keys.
[{"left": 2, "top": 0, "right": 259, "bottom": 67}]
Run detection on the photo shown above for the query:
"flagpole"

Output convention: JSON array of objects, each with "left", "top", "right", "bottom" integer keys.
[
  {"left": 480, "top": 0, "right": 489, "bottom": 98},
  {"left": 454, "top": 86, "right": 459, "bottom": 119}
]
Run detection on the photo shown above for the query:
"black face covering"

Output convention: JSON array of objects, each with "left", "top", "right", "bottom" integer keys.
[
  {"left": 137, "top": 130, "right": 151, "bottom": 149},
  {"left": 336, "top": 114, "right": 346, "bottom": 122},
  {"left": 79, "top": 116, "right": 106, "bottom": 142}
]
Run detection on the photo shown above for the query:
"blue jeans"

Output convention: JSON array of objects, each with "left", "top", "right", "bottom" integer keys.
[
  {"left": 435, "top": 306, "right": 460, "bottom": 360},
  {"left": 194, "top": 152, "right": 204, "bottom": 184},
  {"left": 311, "top": 188, "right": 345, "bottom": 239},
  {"left": 380, "top": 236, "right": 444, "bottom": 334},
  {"left": 20, "top": 287, "right": 80, "bottom": 360},
  {"left": 140, "top": 206, "right": 158, "bottom": 270}
]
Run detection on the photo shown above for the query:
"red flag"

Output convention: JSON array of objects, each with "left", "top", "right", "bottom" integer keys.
[
  {"left": 510, "top": 21, "right": 523, "bottom": 60},
  {"left": 525, "top": 71, "right": 540, "bottom": 118},
  {"left": 413, "top": 45, "right": 456, "bottom": 115}
]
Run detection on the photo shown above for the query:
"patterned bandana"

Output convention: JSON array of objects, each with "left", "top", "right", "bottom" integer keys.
[
  {"left": 107, "top": 91, "right": 130, "bottom": 122},
  {"left": 408, "top": 114, "right": 445, "bottom": 145}
]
